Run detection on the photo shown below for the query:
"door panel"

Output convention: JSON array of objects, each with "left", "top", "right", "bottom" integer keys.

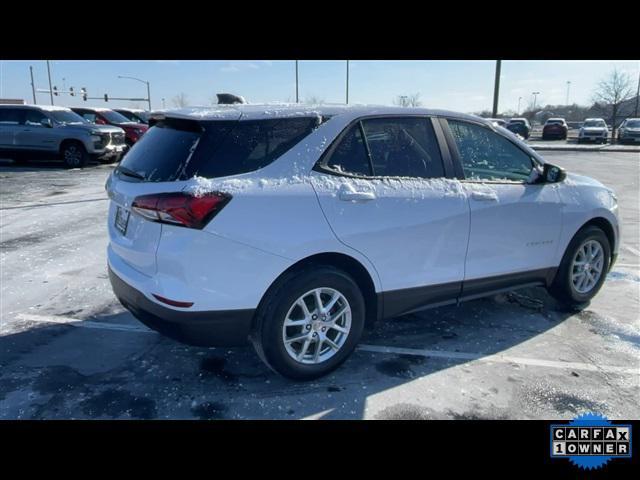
[
  {"left": 311, "top": 117, "right": 470, "bottom": 304},
  {"left": 463, "top": 182, "right": 562, "bottom": 279}
]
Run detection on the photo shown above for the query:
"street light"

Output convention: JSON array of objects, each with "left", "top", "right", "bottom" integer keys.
[
  {"left": 517, "top": 96, "right": 522, "bottom": 115},
  {"left": 566, "top": 81, "right": 571, "bottom": 105},
  {"left": 117, "top": 75, "right": 151, "bottom": 110},
  {"left": 532, "top": 91, "right": 540, "bottom": 112}
]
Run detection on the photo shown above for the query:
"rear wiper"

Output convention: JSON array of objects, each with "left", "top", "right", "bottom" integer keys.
[{"left": 116, "top": 166, "right": 145, "bottom": 180}]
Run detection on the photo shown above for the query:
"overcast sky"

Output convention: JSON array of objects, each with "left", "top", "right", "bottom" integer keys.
[{"left": 1, "top": 60, "right": 638, "bottom": 113}]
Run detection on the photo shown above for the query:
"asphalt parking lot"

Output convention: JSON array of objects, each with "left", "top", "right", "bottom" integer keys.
[{"left": 1, "top": 151, "right": 638, "bottom": 420}]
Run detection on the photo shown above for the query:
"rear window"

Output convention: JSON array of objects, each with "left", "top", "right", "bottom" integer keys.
[{"left": 118, "top": 116, "right": 319, "bottom": 182}]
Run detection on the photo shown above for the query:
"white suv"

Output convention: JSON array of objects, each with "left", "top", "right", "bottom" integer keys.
[{"left": 106, "top": 105, "right": 620, "bottom": 379}]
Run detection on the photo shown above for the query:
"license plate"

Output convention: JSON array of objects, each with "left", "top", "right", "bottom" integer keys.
[{"left": 115, "top": 206, "right": 130, "bottom": 235}]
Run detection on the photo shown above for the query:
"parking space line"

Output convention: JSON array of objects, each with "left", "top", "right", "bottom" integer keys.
[
  {"left": 0, "top": 197, "right": 108, "bottom": 210},
  {"left": 14, "top": 313, "right": 153, "bottom": 333},
  {"left": 11, "top": 313, "right": 638, "bottom": 376},
  {"left": 357, "top": 344, "right": 639, "bottom": 376},
  {"left": 622, "top": 245, "right": 640, "bottom": 257}
]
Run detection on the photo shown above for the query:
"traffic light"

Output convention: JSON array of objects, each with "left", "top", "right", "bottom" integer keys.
[
  {"left": 81, "top": 88, "right": 87, "bottom": 101},
  {"left": 69, "top": 87, "right": 75, "bottom": 96},
  {"left": 53, "top": 86, "right": 58, "bottom": 96},
  {"left": 104, "top": 93, "right": 109, "bottom": 102}
]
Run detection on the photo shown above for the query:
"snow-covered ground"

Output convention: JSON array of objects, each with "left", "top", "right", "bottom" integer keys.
[{"left": 0, "top": 153, "right": 638, "bottom": 420}]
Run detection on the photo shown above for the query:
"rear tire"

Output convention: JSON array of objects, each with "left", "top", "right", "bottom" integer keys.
[
  {"left": 61, "top": 142, "right": 88, "bottom": 168},
  {"left": 549, "top": 226, "right": 610, "bottom": 309},
  {"left": 251, "top": 266, "right": 365, "bottom": 380}
]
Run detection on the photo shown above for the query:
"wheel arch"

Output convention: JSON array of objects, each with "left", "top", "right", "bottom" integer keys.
[
  {"left": 59, "top": 138, "right": 86, "bottom": 155},
  {"left": 253, "top": 252, "right": 380, "bottom": 331},
  {"left": 580, "top": 217, "right": 616, "bottom": 257}
]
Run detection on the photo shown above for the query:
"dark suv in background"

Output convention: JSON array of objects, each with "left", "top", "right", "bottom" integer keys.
[
  {"left": 0, "top": 105, "right": 126, "bottom": 168},
  {"left": 542, "top": 118, "right": 569, "bottom": 140},
  {"left": 71, "top": 107, "right": 148, "bottom": 148},
  {"left": 506, "top": 118, "right": 531, "bottom": 139},
  {"left": 114, "top": 108, "right": 149, "bottom": 124}
]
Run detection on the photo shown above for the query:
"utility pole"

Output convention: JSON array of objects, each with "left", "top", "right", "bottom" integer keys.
[
  {"left": 492, "top": 60, "right": 501, "bottom": 117},
  {"left": 29, "top": 66, "right": 36, "bottom": 104},
  {"left": 46, "top": 60, "right": 54, "bottom": 105},
  {"left": 566, "top": 81, "right": 571, "bottom": 105},
  {"left": 346, "top": 60, "right": 350, "bottom": 105},
  {"left": 635, "top": 69, "right": 639, "bottom": 117},
  {"left": 295, "top": 60, "right": 299, "bottom": 103},
  {"left": 517, "top": 96, "right": 522, "bottom": 115},
  {"left": 532, "top": 91, "right": 540, "bottom": 112}
]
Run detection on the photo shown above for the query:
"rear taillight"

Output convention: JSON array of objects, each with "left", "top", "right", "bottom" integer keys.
[{"left": 132, "top": 192, "right": 231, "bottom": 229}]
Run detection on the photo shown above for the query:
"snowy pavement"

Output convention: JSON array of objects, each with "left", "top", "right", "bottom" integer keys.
[{"left": 0, "top": 153, "right": 638, "bottom": 420}]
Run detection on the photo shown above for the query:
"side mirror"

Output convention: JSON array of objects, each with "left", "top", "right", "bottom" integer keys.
[
  {"left": 542, "top": 163, "right": 566, "bottom": 183},
  {"left": 40, "top": 117, "right": 53, "bottom": 128}
]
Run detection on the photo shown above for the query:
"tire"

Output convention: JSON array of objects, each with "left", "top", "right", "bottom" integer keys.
[
  {"left": 61, "top": 142, "right": 88, "bottom": 168},
  {"left": 549, "top": 225, "right": 611, "bottom": 309},
  {"left": 251, "top": 266, "right": 366, "bottom": 380}
]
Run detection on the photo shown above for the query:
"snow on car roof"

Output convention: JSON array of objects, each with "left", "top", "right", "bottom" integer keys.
[{"left": 154, "top": 103, "right": 486, "bottom": 123}]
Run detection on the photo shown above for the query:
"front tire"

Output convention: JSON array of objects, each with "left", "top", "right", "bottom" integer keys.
[
  {"left": 61, "top": 142, "right": 88, "bottom": 168},
  {"left": 251, "top": 266, "right": 365, "bottom": 380},
  {"left": 549, "top": 226, "right": 610, "bottom": 309}
]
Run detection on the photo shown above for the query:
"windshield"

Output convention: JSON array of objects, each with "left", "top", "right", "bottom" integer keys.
[
  {"left": 49, "top": 110, "right": 88, "bottom": 124},
  {"left": 584, "top": 120, "right": 606, "bottom": 128},
  {"left": 117, "top": 110, "right": 148, "bottom": 123},
  {"left": 100, "top": 110, "right": 134, "bottom": 124},
  {"left": 626, "top": 120, "right": 640, "bottom": 128},
  {"left": 118, "top": 116, "right": 319, "bottom": 182}
]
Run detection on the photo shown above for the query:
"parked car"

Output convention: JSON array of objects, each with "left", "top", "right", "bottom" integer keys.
[
  {"left": 506, "top": 118, "right": 531, "bottom": 139},
  {"left": 542, "top": 118, "right": 568, "bottom": 140},
  {"left": 617, "top": 118, "right": 640, "bottom": 144},
  {"left": 0, "top": 104, "right": 126, "bottom": 168},
  {"left": 486, "top": 118, "right": 507, "bottom": 128},
  {"left": 578, "top": 118, "right": 609, "bottom": 144},
  {"left": 106, "top": 105, "right": 619, "bottom": 379},
  {"left": 71, "top": 107, "right": 148, "bottom": 148},
  {"left": 114, "top": 108, "right": 149, "bottom": 124}
]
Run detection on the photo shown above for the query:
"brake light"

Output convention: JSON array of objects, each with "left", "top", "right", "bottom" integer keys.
[{"left": 132, "top": 192, "right": 231, "bottom": 229}]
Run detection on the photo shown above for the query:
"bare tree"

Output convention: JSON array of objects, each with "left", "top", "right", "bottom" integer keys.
[
  {"left": 393, "top": 93, "right": 422, "bottom": 107},
  {"left": 592, "top": 69, "right": 634, "bottom": 139},
  {"left": 172, "top": 92, "right": 189, "bottom": 108},
  {"left": 304, "top": 95, "right": 325, "bottom": 104}
]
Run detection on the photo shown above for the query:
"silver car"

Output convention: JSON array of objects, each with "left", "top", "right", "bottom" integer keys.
[
  {"left": 0, "top": 104, "right": 126, "bottom": 168},
  {"left": 617, "top": 118, "right": 640, "bottom": 144},
  {"left": 578, "top": 118, "right": 609, "bottom": 144}
]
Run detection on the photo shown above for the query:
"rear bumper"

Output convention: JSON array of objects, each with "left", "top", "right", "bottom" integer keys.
[{"left": 109, "top": 266, "right": 254, "bottom": 347}]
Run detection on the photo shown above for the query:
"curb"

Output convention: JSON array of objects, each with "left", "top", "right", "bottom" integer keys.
[{"left": 529, "top": 145, "right": 640, "bottom": 153}]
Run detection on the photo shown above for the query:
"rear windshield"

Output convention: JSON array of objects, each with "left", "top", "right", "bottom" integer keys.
[
  {"left": 118, "top": 116, "right": 320, "bottom": 182},
  {"left": 546, "top": 119, "right": 563, "bottom": 124}
]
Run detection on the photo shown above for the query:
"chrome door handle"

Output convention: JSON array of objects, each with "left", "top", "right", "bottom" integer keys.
[
  {"left": 471, "top": 191, "right": 498, "bottom": 201},
  {"left": 339, "top": 190, "right": 376, "bottom": 202}
]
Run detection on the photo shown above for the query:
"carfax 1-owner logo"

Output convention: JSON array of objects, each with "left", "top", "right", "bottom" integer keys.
[{"left": 550, "top": 413, "right": 632, "bottom": 470}]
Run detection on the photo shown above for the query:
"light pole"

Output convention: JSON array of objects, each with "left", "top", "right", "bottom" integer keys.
[
  {"left": 162, "top": 98, "right": 166, "bottom": 109},
  {"left": 532, "top": 91, "right": 540, "bottom": 112},
  {"left": 566, "top": 81, "right": 571, "bottom": 105},
  {"left": 46, "top": 60, "right": 54, "bottom": 105},
  {"left": 117, "top": 75, "right": 151, "bottom": 110},
  {"left": 517, "top": 96, "right": 522, "bottom": 115},
  {"left": 346, "top": 60, "right": 350, "bottom": 105},
  {"left": 635, "top": 69, "right": 639, "bottom": 117},
  {"left": 295, "top": 60, "right": 299, "bottom": 103},
  {"left": 492, "top": 60, "right": 501, "bottom": 117},
  {"left": 29, "top": 66, "right": 37, "bottom": 104}
]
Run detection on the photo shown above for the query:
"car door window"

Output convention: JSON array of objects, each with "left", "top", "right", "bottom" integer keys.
[
  {"left": 361, "top": 117, "right": 444, "bottom": 178},
  {"left": 0, "top": 108, "right": 23, "bottom": 125},
  {"left": 448, "top": 119, "right": 534, "bottom": 182},
  {"left": 80, "top": 112, "right": 97, "bottom": 123},
  {"left": 325, "top": 124, "right": 372, "bottom": 176},
  {"left": 24, "top": 110, "right": 47, "bottom": 127}
]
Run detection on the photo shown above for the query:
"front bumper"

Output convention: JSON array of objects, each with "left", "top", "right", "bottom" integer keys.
[{"left": 109, "top": 266, "right": 254, "bottom": 347}]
